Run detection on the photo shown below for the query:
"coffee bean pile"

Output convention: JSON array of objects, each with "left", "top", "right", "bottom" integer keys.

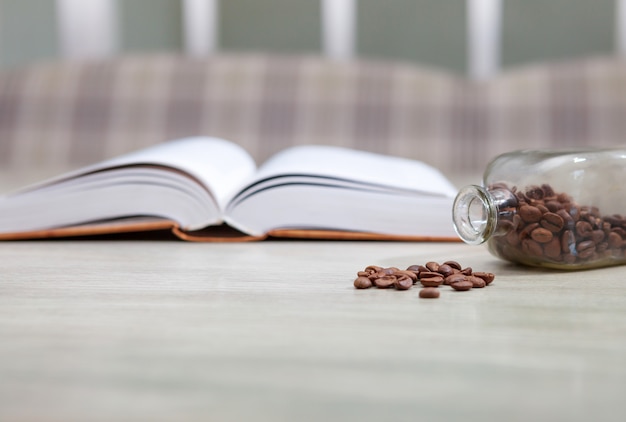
[
  {"left": 490, "top": 183, "right": 626, "bottom": 267},
  {"left": 353, "top": 261, "right": 495, "bottom": 299}
]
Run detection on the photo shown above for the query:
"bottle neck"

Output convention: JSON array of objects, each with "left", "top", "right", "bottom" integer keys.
[{"left": 452, "top": 185, "right": 517, "bottom": 245}]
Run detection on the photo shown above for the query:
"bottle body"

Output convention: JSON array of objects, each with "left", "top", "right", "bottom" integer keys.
[{"left": 453, "top": 148, "right": 626, "bottom": 269}]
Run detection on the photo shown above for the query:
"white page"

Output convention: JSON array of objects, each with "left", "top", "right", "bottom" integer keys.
[
  {"left": 9, "top": 137, "right": 257, "bottom": 211},
  {"left": 250, "top": 145, "right": 458, "bottom": 197}
]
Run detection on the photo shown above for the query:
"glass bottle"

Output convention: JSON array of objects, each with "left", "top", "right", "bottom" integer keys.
[{"left": 452, "top": 148, "right": 626, "bottom": 269}]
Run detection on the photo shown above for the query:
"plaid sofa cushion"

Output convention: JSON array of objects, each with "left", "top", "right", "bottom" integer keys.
[{"left": 1, "top": 53, "right": 625, "bottom": 176}]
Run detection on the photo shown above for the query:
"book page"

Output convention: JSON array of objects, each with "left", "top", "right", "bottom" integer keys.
[
  {"left": 246, "top": 145, "right": 457, "bottom": 197},
  {"left": 12, "top": 137, "right": 257, "bottom": 210}
]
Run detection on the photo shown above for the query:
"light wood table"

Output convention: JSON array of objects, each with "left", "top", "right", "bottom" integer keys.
[{"left": 1, "top": 239, "right": 626, "bottom": 422}]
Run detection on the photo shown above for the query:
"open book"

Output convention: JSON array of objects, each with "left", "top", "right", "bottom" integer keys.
[{"left": 0, "top": 137, "right": 460, "bottom": 241}]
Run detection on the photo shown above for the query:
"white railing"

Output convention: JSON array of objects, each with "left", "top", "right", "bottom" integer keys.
[
  {"left": 56, "top": 0, "right": 119, "bottom": 59},
  {"left": 4, "top": 0, "right": 626, "bottom": 79},
  {"left": 467, "top": 0, "right": 501, "bottom": 81},
  {"left": 182, "top": 0, "right": 219, "bottom": 56}
]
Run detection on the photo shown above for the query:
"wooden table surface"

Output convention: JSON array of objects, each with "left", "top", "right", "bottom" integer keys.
[{"left": 1, "top": 238, "right": 626, "bottom": 422}]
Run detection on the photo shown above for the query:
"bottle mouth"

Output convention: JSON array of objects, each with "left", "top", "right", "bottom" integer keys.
[{"left": 452, "top": 185, "right": 497, "bottom": 245}]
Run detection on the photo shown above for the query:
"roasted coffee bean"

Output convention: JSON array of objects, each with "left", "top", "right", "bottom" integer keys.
[
  {"left": 521, "top": 239, "right": 543, "bottom": 257},
  {"left": 425, "top": 261, "right": 440, "bottom": 272},
  {"left": 531, "top": 227, "right": 553, "bottom": 243},
  {"left": 541, "top": 184, "right": 555, "bottom": 198},
  {"left": 506, "top": 230, "right": 521, "bottom": 246},
  {"left": 467, "top": 276, "right": 486, "bottom": 288},
  {"left": 419, "top": 271, "right": 443, "bottom": 279},
  {"left": 374, "top": 275, "right": 396, "bottom": 288},
  {"left": 519, "top": 222, "right": 540, "bottom": 240},
  {"left": 545, "top": 200, "right": 563, "bottom": 213},
  {"left": 608, "top": 232, "right": 623, "bottom": 248},
  {"left": 556, "top": 209, "right": 574, "bottom": 226},
  {"left": 561, "top": 230, "right": 575, "bottom": 254},
  {"left": 575, "top": 221, "right": 593, "bottom": 238},
  {"left": 436, "top": 264, "right": 455, "bottom": 277},
  {"left": 544, "top": 237, "right": 562, "bottom": 259},
  {"left": 488, "top": 182, "right": 626, "bottom": 266},
  {"left": 354, "top": 261, "right": 495, "bottom": 295},
  {"left": 450, "top": 280, "right": 473, "bottom": 291},
  {"left": 591, "top": 230, "right": 605, "bottom": 244},
  {"left": 444, "top": 273, "right": 466, "bottom": 285},
  {"left": 354, "top": 277, "right": 373, "bottom": 289},
  {"left": 540, "top": 212, "right": 564, "bottom": 232},
  {"left": 596, "top": 242, "right": 609, "bottom": 253},
  {"left": 365, "top": 265, "right": 383, "bottom": 273},
  {"left": 519, "top": 205, "right": 543, "bottom": 223},
  {"left": 419, "top": 287, "right": 440, "bottom": 299},
  {"left": 442, "top": 260, "right": 462, "bottom": 270},
  {"left": 394, "top": 275, "right": 413, "bottom": 290},
  {"left": 420, "top": 275, "right": 444, "bottom": 287},
  {"left": 394, "top": 270, "right": 418, "bottom": 282},
  {"left": 406, "top": 264, "right": 428, "bottom": 274},
  {"left": 576, "top": 240, "right": 596, "bottom": 259},
  {"left": 473, "top": 272, "right": 495, "bottom": 285},
  {"left": 604, "top": 215, "right": 624, "bottom": 226}
]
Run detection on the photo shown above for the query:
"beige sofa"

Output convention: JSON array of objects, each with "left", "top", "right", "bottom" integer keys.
[{"left": 1, "top": 53, "right": 625, "bottom": 179}]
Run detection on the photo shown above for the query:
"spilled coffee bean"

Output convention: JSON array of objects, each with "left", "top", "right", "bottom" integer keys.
[{"left": 353, "top": 261, "right": 496, "bottom": 299}]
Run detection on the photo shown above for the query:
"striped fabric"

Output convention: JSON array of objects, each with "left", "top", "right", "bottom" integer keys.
[{"left": 1, "top": 53, "right": 625, "bottom": 176}]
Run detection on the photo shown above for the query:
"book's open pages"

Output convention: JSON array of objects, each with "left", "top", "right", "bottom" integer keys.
[
  {"left": 225, "top": 145, "right": 458, "bottom": 238},
  {"left": 0, "top": 137, "right": 460, "bottom": 241}
]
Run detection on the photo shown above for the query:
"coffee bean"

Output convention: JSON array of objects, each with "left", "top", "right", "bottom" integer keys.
[
  {"left": 576, "top": 240, "right": 596, "bottom": 259},
  {"left": 442, "top": 260, "right": 462, "bottom": 270},
  {"left": 450, "top": 280, "right": 473, "bottom": 291},
  {"left": 545, "top": 200, "right": 563, "bottom": 212},
  {"left": 576, "top": 221, "right": 593, "bottom": 238},
  {"left": 420, "top": 275, "right": 444, "bottom": 287},
  {"left": 425, "top": 261, "right": 440, "bottom": 272},
  {"left": 419, "top": 271, "right": 443, "bottom": 279},
  {"left": 519, "top": 222, "right": 540, "bottom": 239},
  {"left": 365, "top": 265, "right": 383, "bottom": 273},
  {"left": 374, "top": 275, "right": 396, "bottom": 288},
  {"left": 467, "top": 276, "right": 486, "bottom": 288},
  {"left": 394, "top": 275, "right": 413, "bottom": 290},
  {"left": 506, "top": 230, "right": 521, "bottom": 246},
  {"left": 519, "top": 205, "right": 543, "bottom": 222},
  {"left": 354, "top": 277, "right": 373, "bottom": 289},
  {"left": 608, "top": 232, "right": 623, "bottom": 248},
  {"left": 591, "top": 230, "right": 605, "bottom": 244},
  {"left": 531, "top": 227, "right": 553, "bottom": 243},
  {"left": 556, "top": 209, "right": 574, "bottom": 226},
  {"left": 444, "top": 273, "right": 466, "bottom": 285},
  {"left": 521, "top": 239, "right": 543, "bottom": 256},
  {"left": 406, "top": 264, "right": 425, "bottom": 272},
  {"left": 436, "top": 264, "right": 455, "bottom": 277},
  {"left": 541, "top": 212, "right": 564, "bottom": 232},
  {"left": 354, "top": 261, "right": 495, "bottom": 296},
  {"left": 419, "top": 287, "right": 440, "bottom": 299},
  {"left": 544, "top": 237, "right": 562, "bottom": 259},
  {"left": 526, "top": 186, "right": 545, "bottom": 200},
  {"left": 394, "top": 270, "right": 418, "bottom": 282},
  {"left": 473, "top": 272, "right": 495, "bottom": 285},
  {"left": 489, "top": 182, "right": 626, "bottom": 267},
  {"left": 561, "top": 230, "right": 575, "bottom": 254}
]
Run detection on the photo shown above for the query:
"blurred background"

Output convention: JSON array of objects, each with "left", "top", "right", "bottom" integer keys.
[
  {"left": 0, "top": 0, "right": 625, "bottom": 180},
  {"left": 0, "top": 0, "right": 619, "bottom": 75}
]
